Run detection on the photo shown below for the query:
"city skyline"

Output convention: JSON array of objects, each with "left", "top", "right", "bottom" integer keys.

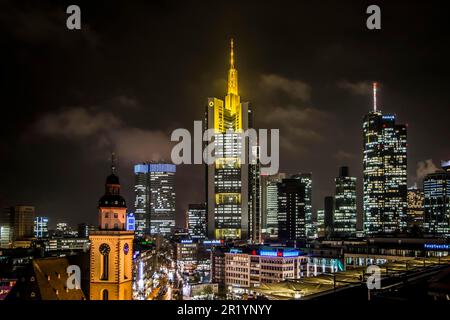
[
  {"left": 1, "top": 0, "right": 450, "bottom": 230},
  {"left": 1, "top": 0, "right": 450, "bottom": 305}
]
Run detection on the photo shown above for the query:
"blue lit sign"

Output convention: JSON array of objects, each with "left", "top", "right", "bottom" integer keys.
[
  {"left": 259, "top": 248, "right": 300, "bottom": 257},
  {"left": 181, "top": 239, "right": 193, "bottom": 244},
  {"left": 382, "top": 115, "right": 395, "bottom": 121},
  {"left": 126, "top": 212, "right": 135, "bottom": 231},
  {"left": 203, "top": 240, "right": 222, "bottom": 245},
  {"left": 230, "top": 249, "right": 243, "bottom": 254},
  {"left": 282, "top": 250, "right": 300, "bottom": 257},
  {"left": 134, "top": 163, "right": 176, "bottom": 174},
  {"left": 424, "top": 244, "right": 450, "bottom": 250}
]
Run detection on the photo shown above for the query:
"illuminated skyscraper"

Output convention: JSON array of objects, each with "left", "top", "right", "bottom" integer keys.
[
  {"left": 363, "top": 83, "right": 407, "bottom": 235},
  {"left": 7, "top": 205, "right": 35, "bottom": 241},
  {"left": 187, "top": 203, "right": 207, "bottom": 240},
  {"left": 34, "top": 216, "right": 49, "bottom": 239},
  {"left": 90, "top": 160, "right": 134, "bottom": 300},
  {"left": 261, "top": 173, "right": 286, "bottom": 239},
  {"left": 423, "top": 161, "right": 450, "bottom": 237},
  {"left": 334, "top": 166, "right": 357, "bottom": 237},
  {"left": 205, "top": 40, "right": 253, "bottom": 240},
  {"left": 248, "top": 146, "right": 262, "bottom": 243},
  {"left": 407, "top": 186, "right": 424, "bottom": 230},
  {"left": 0, "top": 208, "right": 13, "bottom": 248},
  {"left": 277, "top": 177, "right": 307, "bottom": 240},
  {"left": 292, "top": 173, "right": 313, "bottom": 238},
  {"left": 134, "top": 163, "right": 176, "bottom": 237}
]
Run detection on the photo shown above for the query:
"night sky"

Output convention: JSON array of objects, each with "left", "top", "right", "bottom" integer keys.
[{"left": 1, "top": 0, "right": 449, "bottom": 229}]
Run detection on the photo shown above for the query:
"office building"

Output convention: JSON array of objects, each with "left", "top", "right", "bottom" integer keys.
[
  {"left": 277, "top": 177, "right": 307, "bottom": 240},
  {"left": 0, "top": 208, "right": 13, "bottom": 248},
  {"left": 7, "top": 206, "right": 35, "bottom": 241},
  {"left": 248, "top": 146, "right": 262, "bottom": 243},
  {"left": 77, "top": 223, "right": 98, "bottom": 238},
  {"left": 317, "top": 196, "right": 334, "bottom": 238},
  {"left": 407, "top": 186, "right": 425, "bottom": 230},
  {"left": 34, "top": 217, "right": 49, "bottom": 239},
  {"left": 292, "top": 173, "right": 313, "bottom": 238},
  {"left": 187, "top": 204, "right": 207, "bottom": 240},
  {"left": 423, "top": 161, "right": 450, "bottom": 237},
  {"left": 134, "top": 162, "right": 176, "bottom": 237},
  {"left": 205, "top": 39, "right": 253, "bottom": 240},
  {"left": 363, "top": 83, "right": 407, "bottom": 235},
  {"left": 224, "top": 247, "right": 307, "bottom": 291},
  {"left": 334, "top": 167, "right": 357, "bottom": 237},
  {"left": 176, "top": 240, "right": 198, "bottom": 275},
  {"left": 43, "top": 238, "right": 89, "bottom": 252},
  {"left": 261, "top": 173, "right": 286, "bottom": 239}
]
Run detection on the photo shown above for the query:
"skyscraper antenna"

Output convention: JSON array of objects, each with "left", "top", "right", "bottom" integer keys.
[
  {"left": 230, "top": 38, "right": 234, "bottom": 69},
  {"left": 111, "top": 152, "right": 116, "bottom": 174},
  {"left": 373, "top": 82, "right": 377, "bottom": 112}
]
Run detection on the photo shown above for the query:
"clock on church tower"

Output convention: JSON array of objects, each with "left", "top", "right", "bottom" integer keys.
[{"left": 89, "top": 157, "right": 134, "bottom": 300}]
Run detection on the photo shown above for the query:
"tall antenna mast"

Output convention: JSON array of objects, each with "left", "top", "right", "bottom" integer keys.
[{"left": 373, "top": 82, "right": 377, "bottom": 112}]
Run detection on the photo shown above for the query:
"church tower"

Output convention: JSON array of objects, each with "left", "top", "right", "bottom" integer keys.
[{"left": 89, "top": 155, "right": 134, "bottom": 300}]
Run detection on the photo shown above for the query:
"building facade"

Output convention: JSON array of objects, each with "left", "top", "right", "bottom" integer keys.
[
  {"left": 261, "top": 173, "right": 286, "bottom": 239},
  {"left": 407, "top": 186, "right": 425, "bottom": 230},
  {"left": 423, "top": 163, "right": 450, "bottom": 237},
  {"left": 224, "top": 247, "right": 307, "bottom": 290},
  {"left": 5, "top": 206, "right": 35, "bottom": 241},
  {"left": 89, "top": 165, "right": 134, "bottom": 300},
  {"left": 134, "top": 163, "right": 176, "bottom": 237},
  {"left": 248, "top": 146, "right": 262, "bottom": 243},
  {"left": 34, "top": 217, "right": 49, "bottom": 239},
  {"left": 293, "top": 173, "right": 313, "bottom": 238},
  {"left": 317, "top": 196, "right": 334, "bottom": 238},
  {"left": 334, "top": 167, "right": 357, "bottom": 237},
  {"left": 277, "top": 178, "right": 307, "bottom": 240},
  {"left": 206, "top": 40, "right": 252, "bottom": 240},
  {"left": 363, "top": 83, "right": 407, "bottom": 235},
  {"left": 0, "top": 208, "right": 13, "bottom": 248},
  {"left": 187, "top": 203, "right": 207, "bottom": 240}
]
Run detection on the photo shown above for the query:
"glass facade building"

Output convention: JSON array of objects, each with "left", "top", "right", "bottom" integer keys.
[
  {"left": 34, "top": 216, "right": 49, "bottom": 238},
  {"left": 407, "top": 186, "right": 424, "bottom": 230},
  {"left": 363, "top": 89, "right": 407, "bottom": 235},
  {"left": 205, "top": 40, "right": 252, "bottom": 240},
  {"left": 334, "top": 166, "right": 357, "bottom": 237},
  {"left": 187, "top": 204, "right": 207, "bottom": 240},
  {"left": 277, "top": 177, "right": 307, "bottom": 240},
  {"left": 134, "top": 163, "right": 176, "bottom": 237},
  {"left": 261, "top": 173, "right": 286, "bottom": 239},
  {"left": 423, "top": 166, "right": 450, "bottom": 237},
  {"left": 292, "top": 173, "right": 314, "bottom": 238}
]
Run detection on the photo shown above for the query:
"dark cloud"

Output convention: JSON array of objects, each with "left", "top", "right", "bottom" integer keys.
[
  {"left": 260, "top": 74, "right": 311, "bottom": 102},
  {"left": 35, "top": 106, "right": 173, "bottom": 164},
  {"left": 338, "top": 80, "right": 372, "bottom": 96}
]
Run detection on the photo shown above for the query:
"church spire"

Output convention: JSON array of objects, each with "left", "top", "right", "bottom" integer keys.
[
  {"left": 227, "top": 38, "right": 238, "bottom": 95},
  {"left": 111, "top": 152, "right": 116, "bottom": 174}
]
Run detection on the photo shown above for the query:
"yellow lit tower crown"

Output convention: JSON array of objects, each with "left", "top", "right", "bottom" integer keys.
[{"left": 214, "top": 39, "right": 243, "bottom": 133}]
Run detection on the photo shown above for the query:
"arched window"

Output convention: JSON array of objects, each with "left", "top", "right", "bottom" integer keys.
[
  {"left": 102, "top": 289, "right": 108, "bottom": 300},
  {"left": 99, "top": 243, "right": 111, "bottom": 280},
  {"left": 114, "top": 223, "right": 119, "bottom": 230}
]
